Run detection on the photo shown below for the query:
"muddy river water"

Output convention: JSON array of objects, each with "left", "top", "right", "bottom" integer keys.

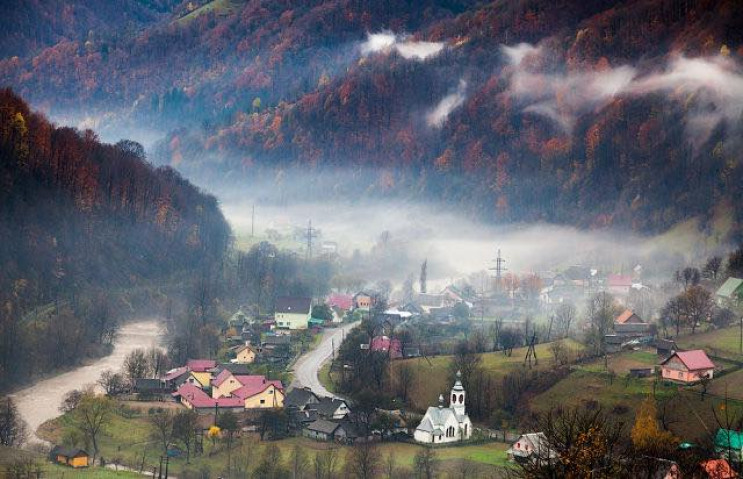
[{"left": 10, "top": 319, "right": 164, "bottom": 443}]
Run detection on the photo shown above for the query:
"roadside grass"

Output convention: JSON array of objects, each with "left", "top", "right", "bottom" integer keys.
[
  {"left": 318, "top": 362, "right": 336, "bottom": 394},
  {"left": 676, "top": 326, "right": 743, "bottom": 359},
  {"left": 392, "top": 339, "right": 584, "bottom": 411}
]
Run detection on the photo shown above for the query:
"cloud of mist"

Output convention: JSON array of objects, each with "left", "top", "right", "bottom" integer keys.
[
  {"left": 426, "top": 79, "right": 467, "bottom": 127},
  {"left": 502, "top": 43, "right": 743, "bottom": 147},
  {"left": 220, "top": 181, "right": 721, "bottom": 290},
  {"left": 360, "top": 31, "right": 445, "bottom": 61}
]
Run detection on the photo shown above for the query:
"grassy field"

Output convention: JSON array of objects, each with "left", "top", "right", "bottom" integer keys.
[
  {"left": 391, "top": 339, "right": 584, "bottom": 411},
  {"left": 577, "top": 349, "right": 659, "bottom": 374},
  {"left": 37, "top": 406, "right": 510, "bottom": 477},
  {"left": 676, "top": 326, "right": 743, "bottom": 358},
  {"left": 176, "top": 0, "right": 244, "bottom": 25},
  {"left": 0, "top": 446, "right": 142, "bottom": 478}
]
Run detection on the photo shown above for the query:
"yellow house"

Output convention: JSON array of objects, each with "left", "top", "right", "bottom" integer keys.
[
  {"left": 186, "top": 359, "right": 217, "bottom": 388},
  {"left": 244, "top": 382, "right": 284, "bottom": 408},
  {"left": 235, "top": 344, "right": 256, "bottom": 364},
  {"left": 51, "top": 447, "right": 89, "bottom": 468},
  {"left": 275, "top": 297, "right": 312, "bottom": 330},
  {"left": 212, "top": 370, "right": 243, "bottom": 399}
]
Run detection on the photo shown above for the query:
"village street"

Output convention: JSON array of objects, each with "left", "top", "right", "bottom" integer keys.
[
  {"left": 10, "top": 319, "right": 164, "bottom": 443},
  {"left": 290, "top": 320, "right": 359, "bottom": 398}
]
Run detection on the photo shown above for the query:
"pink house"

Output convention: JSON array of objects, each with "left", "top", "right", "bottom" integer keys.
[
  {"left": 607, "top": 274, "right": 633, "bottom": 296},
  {"left": 370, "top": 336, "right": 403, "bottom": 359},
  {"left": 660, "top": 350, "right": 715, "bottom": 383}
]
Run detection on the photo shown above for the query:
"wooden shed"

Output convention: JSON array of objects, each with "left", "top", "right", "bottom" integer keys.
[{"left": 50, "top": 446, "right": 90, "bottom": 468}]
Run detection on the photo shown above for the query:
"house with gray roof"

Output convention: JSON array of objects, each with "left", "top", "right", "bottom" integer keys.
[
  {"left": 414, "top": 371, "right": 472, "bottom": 444},
  {"left": 507, "top": 432, "right": 557, "bottom": 464}
]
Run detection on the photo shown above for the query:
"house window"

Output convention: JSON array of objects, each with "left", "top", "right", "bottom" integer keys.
[
  {"left": 260, "top": 399, "right": 265, "bottom": 404},
  {"left": 678, "top": 371, "right": 683, "bottom": 379},
  {"left": 268, "top": 390, "right": 273, "bottom": 394}
]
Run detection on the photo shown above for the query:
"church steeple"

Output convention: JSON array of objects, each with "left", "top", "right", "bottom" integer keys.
[{"left": 449, "top": 370, "right": 466, "bottom": 416}]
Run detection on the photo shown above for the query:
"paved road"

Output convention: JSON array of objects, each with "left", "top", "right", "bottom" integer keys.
[{"left": 290, "top": 321, "right": 359, "bottom": 398}]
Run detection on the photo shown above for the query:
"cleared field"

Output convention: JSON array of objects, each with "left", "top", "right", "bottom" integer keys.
[
  {"left": 676, "top": 326, "right": 743, "bottom": 358},
  {"left": 392, "top": 339, "right": 584, "bottom": 411},
  {"left": 578, "top": 349, "right": 659, "bottom": 374},
  {"left": 706, "top": 368, "right": 743, "bottom": 400}
]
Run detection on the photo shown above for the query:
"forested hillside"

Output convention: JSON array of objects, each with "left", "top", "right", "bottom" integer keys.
[
  {"left": 2, "top": 0, "right": 743, "bottom": 235},
  {"left": 0, "top": 89, "right": 231, "bottom": 390}
]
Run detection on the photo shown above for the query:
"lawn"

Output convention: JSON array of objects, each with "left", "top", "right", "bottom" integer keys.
[
  {"left": 676, "top": 326, "right": 743, "bottom": 359},
  {"left": 38, "top": 406, "right": 510, "bottom": 477},
  {"left": 578, "top": 349, "right": 660, "bottom": 374},
  {"left": 531, "top": 369, "right": 679, "bottom": 424},
  {"left": 392, "top": 339, "right": 584, "bottom": 411}
]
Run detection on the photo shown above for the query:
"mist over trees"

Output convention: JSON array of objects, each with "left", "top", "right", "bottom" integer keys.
[{"left": 0, "top": 89, "right": 230, "bottom": 391}]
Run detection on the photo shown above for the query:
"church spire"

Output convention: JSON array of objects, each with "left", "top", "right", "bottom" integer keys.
[{"left": 450, "top": 370, "right": 466, "bottom": 416}]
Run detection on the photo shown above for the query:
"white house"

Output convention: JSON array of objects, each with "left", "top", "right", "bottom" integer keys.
[
  {"left": 414, "top": 371, "right": 472, "bottom": 444},
  {"left": 275, "top": 297, "right": 312, "bottom": 330},
  {"left": 507, "top": 432, "right": 556, "bottom": 464}
]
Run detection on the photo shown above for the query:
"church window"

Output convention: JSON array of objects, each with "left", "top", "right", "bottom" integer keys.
[
  {"left": 459, "top": 394, "right": 464, "bottom": 403},
  {"left": 452, "top": 394, "right": 456, "bottom": 403}
]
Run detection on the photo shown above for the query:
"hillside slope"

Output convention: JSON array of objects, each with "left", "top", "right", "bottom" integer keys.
[
  {"left": 1, "top": 0, "right": 743, "bottom": 235},
  {"left": 0, "top": 89, "right": 231, "bottom": 388}
]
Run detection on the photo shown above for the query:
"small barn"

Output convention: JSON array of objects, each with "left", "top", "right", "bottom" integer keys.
[{"left": 50, "top": 446, "right": 89, "bottom": 468}]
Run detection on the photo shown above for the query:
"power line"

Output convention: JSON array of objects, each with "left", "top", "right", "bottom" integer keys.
[
  {"left": 305, "top": 219, "right": 318, "bottom": 260},
  {"left": 488, "top": 248, "right": 507, "bottom": 293}
]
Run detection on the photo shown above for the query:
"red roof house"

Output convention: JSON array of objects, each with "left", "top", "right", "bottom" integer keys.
[
  {"left": 660, "top": 350, "right": 715, "bottom": 384},
  {"left": 370, "top": 336, "right": 403, "bottom": 359},
  {"left": 186, "top": 359, "right": 217, "bottom": 372},
  {"left": 607, "top": 274, "right": 633, "bottom": 295},
  {"left": 328, "top": 293, "right": 353, "bottom": 311},
  {"left": 702, "top": 459, "right": 737, "bottom": 479}
]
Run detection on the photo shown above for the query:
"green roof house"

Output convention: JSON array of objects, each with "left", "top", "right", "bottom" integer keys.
[
  {"left": 715, "top": 428, "right": 743, "bottom": 462},
  {"left": 715, "top": 278, "right": 743, "bottom": 306}
]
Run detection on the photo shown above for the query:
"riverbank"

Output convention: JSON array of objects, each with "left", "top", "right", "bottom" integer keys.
[{"left": 10, "top": 319, "right": 164, "bottom": 444}]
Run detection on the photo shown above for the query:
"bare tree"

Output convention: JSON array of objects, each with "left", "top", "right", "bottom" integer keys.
[
  {"left": 59, "top": 389, "right": 84, "bottom": 413},
  {"left": 72, "top": 392, "right": 113, "bottom": 463},
  {"left": 173, "top": 409, "right": 197, "bottom": 464},
  {"left": 703, "top": 256, "right": 723, "bottom": 281},
  {"left": 314, "top": 448, "right": 339, "bottom": 479},
  {"left": 146, "top": 347, "right": 169, "bottom": 378},
  {"left": 413, "top": 448, "right": 438, "bottom": 479},
  {"left": 290, "top": 443, "right": 310, "bottom": 479},
  {"left": 384, "top": 451, "right": 396, "bottom": 479},
  {"left": 661, "top": 296, "right": 686, "bottom": 337},
  {"left": 0, "top": 397, "right": 28, "bottom": 447},
  {"left": 149, "top": 410, "right": 174, "bottom": 454},
  {"left": 682, "top": 285, "right": 713, "bottom": 334},
  {"left": 347, "top": 442, "right": 381, "bottom": 479},
  {"left": 396, "top": 363, "right": 415, "bottom": 403},
  {"left": 123, "top": 348, "right": 150, "bottom": 382},
  {"left": 555, "top": 303, "right": 576, "bottom": 339},
  {"left": 97, "top": 369, "right": 125, "bottom": 396},
  {"left": 450, "top": 340, "right": 482, "bottom": 390}
]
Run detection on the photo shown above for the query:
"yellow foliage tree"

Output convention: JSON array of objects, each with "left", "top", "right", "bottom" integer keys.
[{"left": 631, "top": 396, "right": 678, "bottom": 452}]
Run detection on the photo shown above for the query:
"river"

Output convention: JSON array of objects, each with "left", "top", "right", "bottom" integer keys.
[{"left": 10, "top": 319, "right": 164, "bottom": 444}]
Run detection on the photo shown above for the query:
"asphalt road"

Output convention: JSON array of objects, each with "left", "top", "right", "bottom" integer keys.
[{"left": 290, "top": 321, "right": 359, "bottom": 398}]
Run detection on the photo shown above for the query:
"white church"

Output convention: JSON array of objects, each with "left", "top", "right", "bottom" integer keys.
[{"left": 414, "top": 371, "right": 473, "bottom": 444}]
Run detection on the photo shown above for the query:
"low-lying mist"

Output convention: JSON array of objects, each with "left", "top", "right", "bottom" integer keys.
[{"left": 221, "top": 190, "right": 727, "bottom": 289}]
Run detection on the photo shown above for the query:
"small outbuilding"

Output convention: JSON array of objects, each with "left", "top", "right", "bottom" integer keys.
[{"left": 50, "top": 446, "right": 90, "bottom": 468}]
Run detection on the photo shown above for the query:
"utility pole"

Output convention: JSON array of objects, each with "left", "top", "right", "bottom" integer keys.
[
  {"left": 305, "top": 219, "right": 318, "bottom": 260},
  {"left": 489, "top": 248, "right": 507, "bottom": 294}
]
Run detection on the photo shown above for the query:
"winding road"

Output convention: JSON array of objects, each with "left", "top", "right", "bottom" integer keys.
[
  {"left": 290, "top": 321, "right": 358, "bottom": 398},
  {"left": 10, "top": 319, "right": 164, "bottom": 443}
]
